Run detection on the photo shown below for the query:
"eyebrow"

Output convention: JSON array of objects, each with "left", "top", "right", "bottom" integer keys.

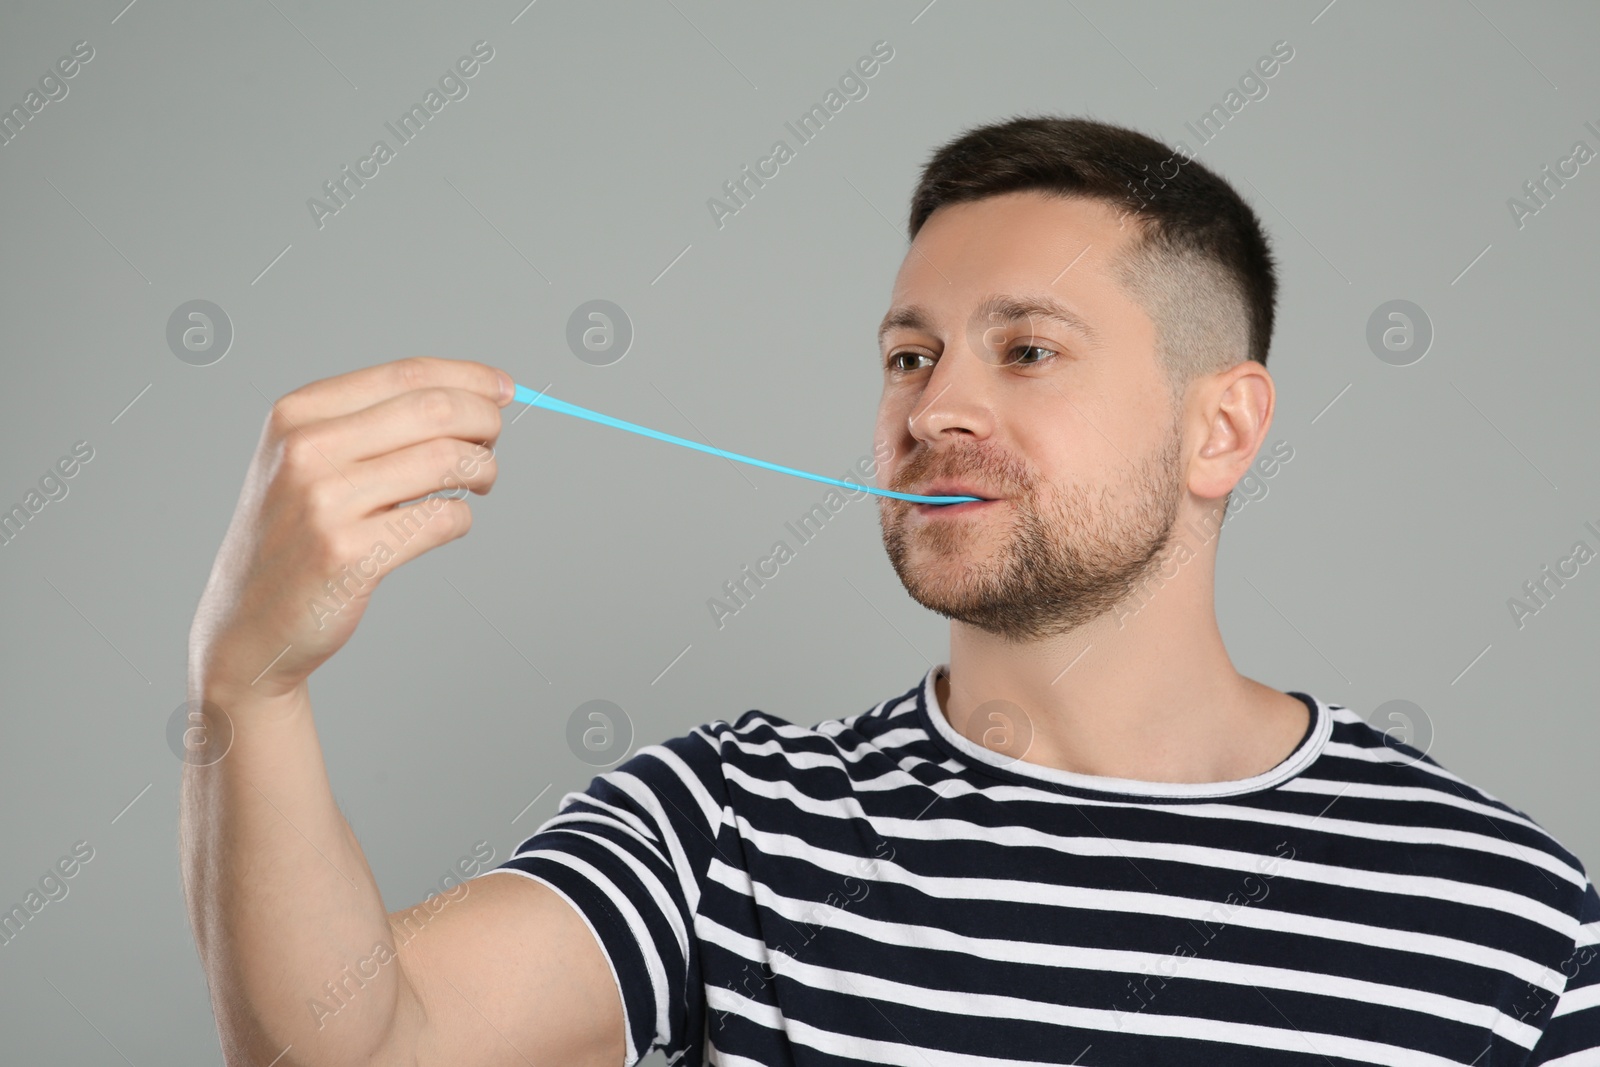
[{"left": 877, "top": 293, "right": 1103, "bottom": 349}]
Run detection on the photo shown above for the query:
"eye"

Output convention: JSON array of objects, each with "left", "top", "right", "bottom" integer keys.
[
  {"left": 885, "top": 351, "right": 932, "bottom": 373},
  {"left": 1007, "top": 343, "right": 1059, "bottom": 366}
]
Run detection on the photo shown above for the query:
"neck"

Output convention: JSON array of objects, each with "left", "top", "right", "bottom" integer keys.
[{"left": 937, "top": 541, "right": 1307, "bottom": 784}]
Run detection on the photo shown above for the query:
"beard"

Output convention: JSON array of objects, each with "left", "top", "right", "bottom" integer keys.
[{"left": 878, "top": 416, "right": 1186, "bottom": 643}]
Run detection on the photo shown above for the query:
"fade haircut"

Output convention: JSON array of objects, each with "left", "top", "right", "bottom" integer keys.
[{"left": 907, "top": 114, "right": 1279, "bottom": 410}]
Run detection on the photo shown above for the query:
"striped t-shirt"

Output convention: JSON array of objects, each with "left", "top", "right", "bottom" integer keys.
[{"left": 476, "top": 664, "right": 1600, "bottom": 1065}]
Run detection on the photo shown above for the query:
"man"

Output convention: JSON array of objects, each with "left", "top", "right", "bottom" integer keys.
[{"left": 183, "top": 116, "right": 1599, "bottom": 1066}]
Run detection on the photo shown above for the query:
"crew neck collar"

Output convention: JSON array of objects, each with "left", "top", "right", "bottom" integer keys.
[{"left": 915, "top": 662, "right": 1330, "bottom": 801}]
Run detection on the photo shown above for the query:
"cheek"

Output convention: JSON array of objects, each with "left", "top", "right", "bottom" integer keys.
[
  {"left": 873, "top": 399, "right": 914, "bottom": 454},
  {"left": 1015, "top": 411, "right": 1127, "bottom": 504},
  {"left": 868, "top": 412, "right": 899, "bottom": 477},
  {"left": 1009, "top": 395, "right": 1082, "bottom": 467},
  {"left": 1072, "top": 386, "right": 1159, "bottom": 463}
]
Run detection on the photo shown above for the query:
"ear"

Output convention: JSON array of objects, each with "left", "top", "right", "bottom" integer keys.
[{"left": 1189, "top": 361, "right": 1276, "bottom": 500}]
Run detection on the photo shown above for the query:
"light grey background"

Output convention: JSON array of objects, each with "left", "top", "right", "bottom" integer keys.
[{"left": 2, "top": 1, "right": 1596, "bottom": 1062}]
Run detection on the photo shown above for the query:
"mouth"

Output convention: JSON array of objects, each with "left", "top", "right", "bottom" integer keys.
[
  {"left": 912, "top": 482, "right": 1002, "bottom": 517},
  {"left": 914, "top": 497, "right": 999, "bottom": 517},
  {"left": 918, "top": 481, "right": 999, "bottom": 502}
]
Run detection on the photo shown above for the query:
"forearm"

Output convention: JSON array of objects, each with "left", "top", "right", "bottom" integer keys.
[
  {"left": 179, "top": 357, "right": 514, "bottom": 1064},
  {"left": 179, "top": 682, "right": 400, "bottom": 1067}
]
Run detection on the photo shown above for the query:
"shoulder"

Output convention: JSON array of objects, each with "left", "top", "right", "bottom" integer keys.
[
  {"left": 1310, "top": 698, "right": 1592, "bottom": 926},
  {"left": 625, "top": 679, "right": 932, "bottom": 796}
]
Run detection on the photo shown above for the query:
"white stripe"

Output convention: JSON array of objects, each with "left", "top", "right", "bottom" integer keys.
[
  {"left": 885, "top": 693, "right": 918, "bottom": 719},
  {"left": 703, "top": 946, "right": 1468, "bottom": 1067},
  {"left": 722, "top": 818, "right": 1564, "bottom": 992},
  {"left": 1279, "top": 776, "right": 1548, "bottom": 836},
  {"left": 1186, "top": 805, "right": 1580, "bottom": 888},
  {"left": 1537, "top": 1050, "right": 1600, "bottom": 1065},
  {"left": 718, "top": 731, "right": 941, "bottom": 784},
  {"left": 718, "top": 732, "right": 867, "bottom": 768},
  {"left": 701, "top": 877, "right": 1542, "bottom": 1047},
  {"left": 721, "top": 764, "right": 1580, "bottom": 933},
  {"left": 552, "top": 787, "right": 596, "bottom": 815},
  {"left": 1554, "top": 980, "right": 1600, "bottom": 1019},
  {"left": 729, "top": 715, "right": 929, "bottom": 762},
  {"left": 533, "top": 804, "right": 658, "bottom": 845},
  {"left": 1323, "top": 737, "right": 1495, "bottom": 796},
  {"left": 706, "top": 1042, "right": 769, "bottom": 1067}
]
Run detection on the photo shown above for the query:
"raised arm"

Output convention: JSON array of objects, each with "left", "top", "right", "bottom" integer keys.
[{"left": 180, "top": 356, "right": 624, "bottom": 1066}]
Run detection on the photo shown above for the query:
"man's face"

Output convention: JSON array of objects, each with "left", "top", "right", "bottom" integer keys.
[{"left": 874, "top": 190, "right": 1190, "bottom": 642}]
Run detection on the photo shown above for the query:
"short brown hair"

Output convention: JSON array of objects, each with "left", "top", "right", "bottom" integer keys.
[{"left": 908, "top": 114, "right": 1278, "bottom": 405}]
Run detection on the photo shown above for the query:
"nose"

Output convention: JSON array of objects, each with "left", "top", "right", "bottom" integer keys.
[{"left": 906, "top": 347, "right": 996, "bottom": 444}]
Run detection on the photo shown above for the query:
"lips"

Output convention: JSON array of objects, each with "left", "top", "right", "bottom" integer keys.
[{"left": 919, "top": 481, "right": 998, "bottom": 500}]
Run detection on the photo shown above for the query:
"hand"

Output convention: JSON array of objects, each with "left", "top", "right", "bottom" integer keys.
[{"left": 188, "top": 356, "right": 514, "bottom": 702}]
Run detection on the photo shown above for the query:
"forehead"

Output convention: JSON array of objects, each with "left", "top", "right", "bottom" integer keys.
[{"left": 887, "top": 191, "right": 1142, "bottom": 311}]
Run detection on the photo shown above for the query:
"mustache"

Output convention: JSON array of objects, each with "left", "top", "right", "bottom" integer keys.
[{"left": 888, "top": 444, "right": 1031, "bottom": 498}]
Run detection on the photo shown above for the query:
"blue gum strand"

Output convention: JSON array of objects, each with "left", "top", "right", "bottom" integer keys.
[{"left": 510, "top": 383, "right": 983, "bottom": 505}]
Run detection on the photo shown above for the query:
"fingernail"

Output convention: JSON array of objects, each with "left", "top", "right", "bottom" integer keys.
[{"left": 497, "top": 370, "right": 514, "bottom": 404}]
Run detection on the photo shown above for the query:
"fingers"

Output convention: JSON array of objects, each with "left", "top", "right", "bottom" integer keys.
[
  {"left": 339, "top": 493, "right": 476, "bottom": 580},
  {"left": 273, "top": 356, "right": 512, "bottom": 427},
  {"left": 346, "top": 437, "right": 498, "bottom": 517},
  {"left": 300, "top": 385, "right": 507, "bottom": 467}
]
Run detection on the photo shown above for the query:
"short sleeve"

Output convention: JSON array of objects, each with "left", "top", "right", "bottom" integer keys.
[
  {"left": 474, "top": 724, "right": 730, "bottom": 1067},
  {"left": 1525, "top": 877, "right": 1600, "bottom": 1065}
]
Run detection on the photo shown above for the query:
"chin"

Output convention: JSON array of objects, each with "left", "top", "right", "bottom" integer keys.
[{"left": 899, "top": 557, "right": 1000, "bottom": 603}]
